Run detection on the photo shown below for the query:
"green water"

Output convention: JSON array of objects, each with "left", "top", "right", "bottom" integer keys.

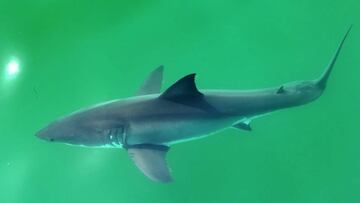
[{"left": 1, "top": 0, "right": 360, "bottom": 202}]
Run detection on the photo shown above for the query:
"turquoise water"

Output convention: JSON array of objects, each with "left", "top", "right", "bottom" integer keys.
[{"left": 1, "top": 0, "right": 360, "bottom": 202}]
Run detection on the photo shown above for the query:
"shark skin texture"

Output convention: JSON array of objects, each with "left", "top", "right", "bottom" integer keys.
[{"left": 36, "top": 27, "right": 352, "bottom": 183}]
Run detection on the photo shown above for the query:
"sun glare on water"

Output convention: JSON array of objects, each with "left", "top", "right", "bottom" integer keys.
[
  {"left": 3, "top": 58, "right": 21, "bottom": 82},
  {"left": 7, "top": 59, "right": 20, "bottom": 76}
]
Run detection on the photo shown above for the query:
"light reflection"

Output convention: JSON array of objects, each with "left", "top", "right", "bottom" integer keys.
[
  {"left": 6, "top": 59, "right": 20, "bottom": 79},
  {"left": 1, "top": 57, "right": 21, "bottom": 94}
]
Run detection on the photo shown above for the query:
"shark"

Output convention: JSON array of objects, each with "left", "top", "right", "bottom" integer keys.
[{"left": 36, "top": 27, "right": 352, "bottom": 183}]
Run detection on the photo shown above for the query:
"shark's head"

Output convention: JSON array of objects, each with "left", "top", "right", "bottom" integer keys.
[{"left": 36, "top": 111, "right": 124, "bottom": 147}]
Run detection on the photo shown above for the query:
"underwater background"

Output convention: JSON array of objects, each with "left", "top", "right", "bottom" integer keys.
[{"left": 1, "top": 0, "right": 359, "bottom": 202}]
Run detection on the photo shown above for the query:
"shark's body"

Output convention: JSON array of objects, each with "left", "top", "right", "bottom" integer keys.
[{"left": 36, "top": 27, "right": 352, "bottom": 183}]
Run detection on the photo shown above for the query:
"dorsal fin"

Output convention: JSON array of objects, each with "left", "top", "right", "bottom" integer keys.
[
  {"left": 159, "top": 73, "right": 218, "bottom": 112},
  {"left": 159, "top": 73, "right": 203, "bottom": 100},
  {"left": 136, "top": 65, "right": 164, "bottom": 96}
]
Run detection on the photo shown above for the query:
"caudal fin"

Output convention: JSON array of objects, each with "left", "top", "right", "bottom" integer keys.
[{"left": 316, "top": 25, "right": 352, "bottom": 89}]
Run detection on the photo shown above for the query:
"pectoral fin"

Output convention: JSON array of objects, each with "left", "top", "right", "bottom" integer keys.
[
  {"left": 137, "top": 66, "right": 164, "bottom": 95},
  {"left": 127, "top": 144, "right": 172, "bottom": 183}
]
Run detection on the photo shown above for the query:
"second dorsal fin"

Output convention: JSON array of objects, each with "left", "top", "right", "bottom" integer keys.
[
  {"left": 159, "top": 74, "right": 203, "bottom": 100},
  {"left": 276, "top": 86, "right": 285, "bottom": 94}
]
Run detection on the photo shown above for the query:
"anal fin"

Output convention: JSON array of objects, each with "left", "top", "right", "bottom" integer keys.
[{"left": 233, "top": 122, "right": 252, "bottom": 131}]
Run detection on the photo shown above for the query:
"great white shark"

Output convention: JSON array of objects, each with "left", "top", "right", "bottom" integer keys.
[{"left": 36, "top": 27, "right": 352, "bottom": 183}]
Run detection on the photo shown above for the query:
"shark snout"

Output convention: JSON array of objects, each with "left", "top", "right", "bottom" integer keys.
[
  {"left": 35, "top": 120, "right": 68, "bottom": 142},
  {"left": 35, "top": 127, "right": 55, "bottom": 142},
  {"left": 35, "top": 120, "right": 83, "bottom": 144}
]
